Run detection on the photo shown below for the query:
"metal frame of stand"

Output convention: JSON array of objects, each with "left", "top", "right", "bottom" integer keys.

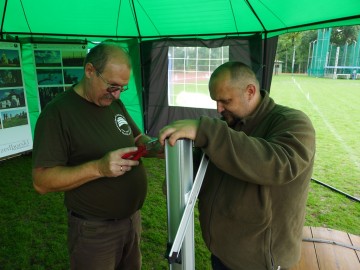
[{"left": 165, "top": 139, "right": 209, "bottom": 270}]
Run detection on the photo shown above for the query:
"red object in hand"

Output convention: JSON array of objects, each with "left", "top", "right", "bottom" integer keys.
[
  {"left": 121, "top": 145, "right": 147, "bottom": 160},
  {"left": 122, "top": 139, "right": 158, "bottom": 160}
]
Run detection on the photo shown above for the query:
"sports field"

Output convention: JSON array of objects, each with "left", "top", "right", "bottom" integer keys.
[{"left": 270, "top": 74, "right": 360, "bottom": 199}]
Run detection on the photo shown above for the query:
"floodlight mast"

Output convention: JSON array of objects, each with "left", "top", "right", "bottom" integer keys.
[{"left": 165, "top": 139, "right": 209, "bottom": 270}]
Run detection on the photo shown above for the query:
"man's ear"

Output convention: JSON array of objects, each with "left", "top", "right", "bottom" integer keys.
[
  {"left": 84, "top": 63, "right": 95, "bottom": 78},
  {"left": 246, "top": 84, "right": 257, "bottom": 100}
]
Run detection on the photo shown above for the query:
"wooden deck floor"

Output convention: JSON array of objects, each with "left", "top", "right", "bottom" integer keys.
[{"left": 290, "top": 226, "right": 360, "bottom": 270}]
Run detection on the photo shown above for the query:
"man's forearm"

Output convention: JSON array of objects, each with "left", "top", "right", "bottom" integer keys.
[{"left": 32, "top": 160, "right": 101, "bottom": 194}]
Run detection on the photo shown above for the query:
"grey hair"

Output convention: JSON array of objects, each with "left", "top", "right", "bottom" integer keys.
[{"left": 83, "top": 41, "right": 131, "bottom": 73}]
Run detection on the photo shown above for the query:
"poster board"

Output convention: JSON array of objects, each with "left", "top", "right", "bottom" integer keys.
[
  {"left": 0, "top": 42, "right": 33, "bottom": 160},
  {"left": 32, "top": 43, "right": 87, "bottom": 110}
]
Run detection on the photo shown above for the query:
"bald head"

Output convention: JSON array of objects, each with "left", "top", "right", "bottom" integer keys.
[
  {"left": 209, "top": 61, "right": 259, "bottom": 92},
  {"left": 84, "top": 43, "right": 131, "bottom": 73}
]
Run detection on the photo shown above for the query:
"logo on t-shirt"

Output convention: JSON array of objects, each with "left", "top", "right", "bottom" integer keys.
[{"left": 114, "top": 114, "right": 131, "bottom": 135}]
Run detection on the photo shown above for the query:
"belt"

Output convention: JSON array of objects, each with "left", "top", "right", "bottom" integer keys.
[{"left": 68, "top": 210, "right": 124, "bottom": 222}]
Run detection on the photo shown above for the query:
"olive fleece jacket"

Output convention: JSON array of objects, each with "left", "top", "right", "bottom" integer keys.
[{"left": 195, "top": 90, "right": 315, "bottom": 270}]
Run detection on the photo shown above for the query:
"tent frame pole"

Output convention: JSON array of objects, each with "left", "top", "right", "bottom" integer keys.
[{"left": 165, "top": 139, "right": 209, "bottom": 269}]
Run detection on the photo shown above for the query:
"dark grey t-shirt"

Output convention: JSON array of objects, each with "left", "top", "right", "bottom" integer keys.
[{"left": 32, "top": 88, "right": 147, "bottom": 219}]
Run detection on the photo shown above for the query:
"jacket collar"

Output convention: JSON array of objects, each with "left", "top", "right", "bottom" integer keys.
[{"left": 233, "top": 90, "right": 275, "bottom": 132}]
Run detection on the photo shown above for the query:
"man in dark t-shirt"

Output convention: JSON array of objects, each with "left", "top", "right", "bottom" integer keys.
[{"left": 32, "top": 42, "right": 162, "bottom": 270}]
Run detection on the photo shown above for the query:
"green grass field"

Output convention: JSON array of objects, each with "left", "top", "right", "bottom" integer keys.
[
  {"left": 271, "top": 75, "right": 360, "bottom": 199},
  {"left": 0, "top": 74, "right": 359, "bottom": 269}
]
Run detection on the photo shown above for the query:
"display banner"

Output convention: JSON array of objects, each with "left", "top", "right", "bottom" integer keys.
[
  {"left": 0, "top": 42, "right": 33, "bottom": 159},
  {"left": 32, "top": 44, "right": 87, "bottom": 110}
]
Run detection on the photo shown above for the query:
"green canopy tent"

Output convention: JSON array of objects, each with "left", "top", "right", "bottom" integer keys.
[
  {"left": 0, "top": 0, "right": 359, "bottom": 140},
  {"left": 2, "top": 0, "right": 359, "bottom": 39}
]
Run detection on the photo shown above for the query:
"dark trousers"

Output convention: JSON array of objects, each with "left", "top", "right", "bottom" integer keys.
[
  {"left": 211, "top": 254, "right": 230, "bottom": 270},
  {"left": 67, "top": 210, "right": 141, "bottom": 270},
  {"left": 211, "top": 254, "right": 287, "bottom": 270}
]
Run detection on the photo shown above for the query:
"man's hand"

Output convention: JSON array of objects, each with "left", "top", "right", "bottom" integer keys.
[
  {"left": 158, "top": 119, "right": 200, "bottom": 146},
  {"left": 32, "top": 147, "right": 141, "bottom": 194},
  {"left": 97, "top": 147, "right": 140, "bottom": 177},
  {"left": 133, "top": 134, "right": 165, "bottom": 159}
]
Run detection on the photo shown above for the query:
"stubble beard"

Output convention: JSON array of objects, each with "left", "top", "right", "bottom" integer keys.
[{"left": 221, "top": 111, "right": 237, "bottom": 127}]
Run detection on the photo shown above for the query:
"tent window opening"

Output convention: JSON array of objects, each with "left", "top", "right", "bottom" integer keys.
[{"left": 168, "top": 46, "right": 229, "bottom": 109}]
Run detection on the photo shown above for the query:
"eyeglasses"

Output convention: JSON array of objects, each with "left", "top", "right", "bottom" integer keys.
[{"left": 94, "top": 68, "right": 129, "bottom": 93}]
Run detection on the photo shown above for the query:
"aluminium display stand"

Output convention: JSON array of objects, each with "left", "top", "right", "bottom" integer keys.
[{"left": 165, "top": 139, "right": 209, "bottom": 270}]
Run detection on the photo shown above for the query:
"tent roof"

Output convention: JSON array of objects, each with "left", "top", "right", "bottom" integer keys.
[{"left": 1, "top": 0, "right": 360, "bottom": 41}]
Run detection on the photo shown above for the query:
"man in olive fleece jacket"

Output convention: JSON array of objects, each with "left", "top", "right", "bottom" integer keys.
[{"left": 159, "top": 62, "right": 315, "bottom": 270}]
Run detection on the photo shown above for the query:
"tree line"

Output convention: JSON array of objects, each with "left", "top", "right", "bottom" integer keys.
[{"left": 276, "top": 25, "right": 360, "bottom": 73}]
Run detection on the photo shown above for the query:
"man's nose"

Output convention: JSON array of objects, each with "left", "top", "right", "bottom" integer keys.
[{"left": 217, "top": 102, "right": 224, "bottom": 113}]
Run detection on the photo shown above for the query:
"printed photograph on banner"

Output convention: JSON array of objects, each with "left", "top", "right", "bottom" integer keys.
[
  {"left": 0, "top": 70, "right": 23, "bottom": 88},
  {"left": 0, "top": 42, "right": 32, "bottom": 159},
  {"left": 0, "top": 49, "right": 20, "bottom": 67},
  {"left": 0, "top": 88, "right": 26, "bottom": 110},
  {"left": 62, "top": 50, "right": 87, "bottom": 66},
  {"left": 1, "top": 108, "right": 28, "bottom": 129},
  {"left": 36, "top": 69, "right": 64, "bottom": 85},
  {"left": 34, "top": 50, "right": 62, "bottom": 67},
  {"left": 64, "top": 68, "right": 83, "bottom": 85},
  {"left": 32, "top": 44, "right": 87, "bottom": 113},
  {"left": 38, "top": 86, "right": 64, "bottom": 110}
]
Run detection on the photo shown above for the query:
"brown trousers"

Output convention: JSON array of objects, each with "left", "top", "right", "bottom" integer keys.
[{"left": 67, "top": 210, "right": 141, "bottom": 270}]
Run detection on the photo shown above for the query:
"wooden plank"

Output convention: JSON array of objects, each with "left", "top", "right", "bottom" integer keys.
[
  {"left": 348, "top": 233, "right": 360, "bottom": 262},
  {"left": 290, "top": 226, "right": 319, "bottom": 270},
  {"left": 311, "top": 227, "right": 360, "bottom": 270}
]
